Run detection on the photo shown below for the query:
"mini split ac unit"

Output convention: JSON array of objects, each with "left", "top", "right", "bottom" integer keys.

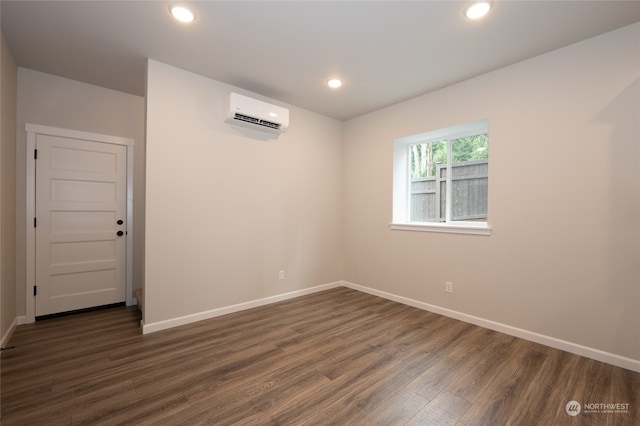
[{"left": 224, "top": 92, "right": 289, "bottom": 134}]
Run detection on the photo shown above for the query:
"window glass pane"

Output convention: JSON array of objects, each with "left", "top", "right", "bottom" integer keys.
[
  {"left": 450, "top": 135, "right": 488, "bottom": 222},
  {"left": 393, "top": 119, "right": 489, "bottom": 230},
  {"left": 410, "top": 141, "right": 446, "bottom": 222},
  {"left": 451, "top": 134, "right": 488, "bottom": 163}
]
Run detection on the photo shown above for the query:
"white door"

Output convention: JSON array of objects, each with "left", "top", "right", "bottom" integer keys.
[{"left": 35, "top": 134, "right": 127, "bottom": 317}]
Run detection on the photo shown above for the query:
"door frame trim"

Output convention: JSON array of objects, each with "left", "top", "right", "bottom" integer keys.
[{"left": 25, "top": 123, "right": 135, "bottom": 323}]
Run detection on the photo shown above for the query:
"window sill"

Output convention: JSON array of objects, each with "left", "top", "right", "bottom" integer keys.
[{"left": 390, "top": 222, "right": 491, "bottom": 236}]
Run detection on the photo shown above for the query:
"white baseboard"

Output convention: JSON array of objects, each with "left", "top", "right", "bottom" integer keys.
[
  {"left": 1, "top": 316, "right": 24, "bottom": 349},
  {"left": 142, "top": 281, "right": 343, "bottom": 334},
  {"left": 140, "top": 280, "right": 639, "bottom": 372},
  {"left": 342, "top": 281, "right": 640, "bottom": 373}
]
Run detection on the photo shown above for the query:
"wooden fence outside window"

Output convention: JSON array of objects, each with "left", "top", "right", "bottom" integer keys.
[{"left": 410, "top": 159, "right": 488, "bottom": 222}]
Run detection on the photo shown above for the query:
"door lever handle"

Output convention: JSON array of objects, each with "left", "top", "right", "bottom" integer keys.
[{"left": 117, "top": 230, "right": 124, "bottom": 237}]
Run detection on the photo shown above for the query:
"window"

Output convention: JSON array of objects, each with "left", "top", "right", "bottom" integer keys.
[{"left": 392, "top": 120, "right": 490, "bottom": 235}]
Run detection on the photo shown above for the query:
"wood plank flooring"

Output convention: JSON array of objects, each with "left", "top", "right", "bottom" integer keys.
[{"left": 1, "top": 287, "right": 638, "bottom": 425}]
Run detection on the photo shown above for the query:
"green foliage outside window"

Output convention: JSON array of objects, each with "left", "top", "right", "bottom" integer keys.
[{"left": 410, "top": 134, "right": 488, "bottom": 178}]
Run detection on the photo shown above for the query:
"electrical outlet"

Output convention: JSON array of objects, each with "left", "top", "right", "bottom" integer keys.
[
  {"left": 445, "top": 281, "right": 453, "bottom": 293},
  {"left": 279, "top": 270, "right": 285, "bottom": 281}
]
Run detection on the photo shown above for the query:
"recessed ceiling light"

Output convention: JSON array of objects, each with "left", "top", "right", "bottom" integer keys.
[
  {"left": 464, "top": 1, "right": 492, "bottom": 20},
  {"left": 327, "top": 79, "right": 343, "bottom": 89},
  {"left": 170, "top": 5, "right": 195, "bottom": 23}
]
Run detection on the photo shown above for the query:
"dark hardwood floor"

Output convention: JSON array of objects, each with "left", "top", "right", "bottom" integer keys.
[{"left": 1, "top": 287, "right": 638, "bottom": 425}]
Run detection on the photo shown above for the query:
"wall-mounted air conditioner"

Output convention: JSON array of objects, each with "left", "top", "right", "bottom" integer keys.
[{"left": 224, "top": 92, "right": 289, "bottom": 134}]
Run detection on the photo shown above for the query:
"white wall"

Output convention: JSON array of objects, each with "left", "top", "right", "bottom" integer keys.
[
  {"left": 144, "top": 60, "right": 343, "bottom": 327},
  {"left": 16, "top": 68, "right": 145, "bottom": 316},
  {"left": 1, "top": 31, "right": 17, "bottom": 341},
  {"left": 343, "top": 23, "right": 640, "bottom": 363}
]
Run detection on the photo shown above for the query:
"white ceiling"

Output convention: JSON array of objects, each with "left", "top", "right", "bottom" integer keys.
[{"left": 2, "top": 1, "right": 639, "bottom": 120}]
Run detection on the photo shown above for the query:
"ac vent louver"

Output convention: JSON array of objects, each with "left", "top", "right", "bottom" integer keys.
[{"left": 233, "top": 113, "right": 281, "bottom": 130}]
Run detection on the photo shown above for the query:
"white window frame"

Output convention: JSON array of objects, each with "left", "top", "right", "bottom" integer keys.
[{"left": 391, "top": 119, "right": 490, "bottom": 236}]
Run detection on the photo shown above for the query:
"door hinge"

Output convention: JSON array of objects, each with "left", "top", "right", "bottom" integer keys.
[
  {"left": 34, "top": 149, "right": 38, "bottom": 160},
  {"left": 33, "top": 285, "right": 37, "bottom": 296},
  {"left": 34, "top": 217, "right": 37, "bottom": 228}
]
